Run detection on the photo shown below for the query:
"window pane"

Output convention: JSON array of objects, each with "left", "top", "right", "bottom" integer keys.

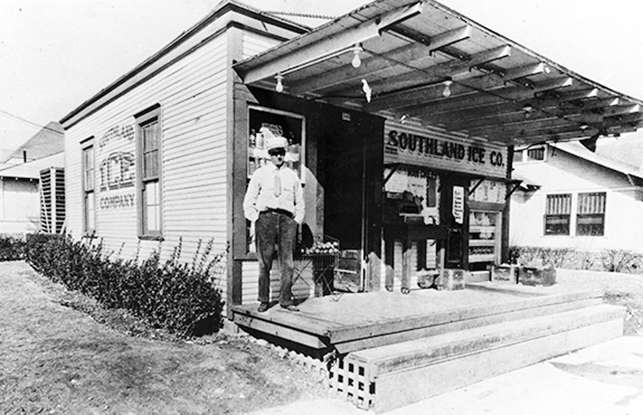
[
  {"left": 545, "top": 214, "right": 570, "bottom": 235},
  {"left": 145, "top": 181, "right": 159, "bottom": 205},
  {"left": 527, "top": 147, "right": 545, "bottom": 160},
  {"left": 577, "top": 214, "right": 604, "bottom": 236},
  {"left": 546, "top": 194, "right": 571, "bottom": 215},
  {"left": 143, "top": 181, "right": 160, "bottom": 233},
  {"left": 83, "top": 146, "right": 94, "bottom": 191},
  {"left": 85, "top": 191, "right": 95, "bottom": 231},
  {"left": 143, "top": 150, "right": 158, "bottom": 178},
  {"left": 143, "top": 123, "right": 158, "bottom": 151}
]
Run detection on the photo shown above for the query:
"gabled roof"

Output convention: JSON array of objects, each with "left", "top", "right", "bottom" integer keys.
[
  {"left": 234, "top": 0, "right": 643, "bottom": 147},
  {"left": 551, "top": 141, "right": 643, "bottom": 181},
  {"left": 2, "top": 121, "right": 63, "bottom": 164},
  {"left": 59, "top": 0, "right": 309, "bottom": 130}
]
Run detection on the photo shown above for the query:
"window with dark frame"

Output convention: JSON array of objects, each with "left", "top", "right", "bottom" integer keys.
[
  {"left": 82, "top": 143, "right": 95, "bottom": 233},
  {"left": 576, "top": 192, "right": 606, "bottom": 236},
  {"left": 544, "top": 193, "right": 571, "bottom": 235},
  {"left": 526, "top": 146, "right": 545, "bottom": 161},
  {"left": 136, "top": 108, "right": 162, "bottom": 238}
]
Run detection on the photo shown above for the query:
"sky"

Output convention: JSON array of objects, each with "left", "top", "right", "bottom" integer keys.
[{"left": 2, "top": 0, "right": 643, "bottom": 158}]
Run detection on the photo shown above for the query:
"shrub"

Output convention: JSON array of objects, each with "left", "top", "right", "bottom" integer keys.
[
  {"left": 0, "top": 234, "right": 27, "bottom": 261},
  {"left": 25, "top": 233, "right": 225, "bottom": 337},
  {"left": 510, "top": 245, "right": 643, "bottom": 274},
  {"left": 508, "top": 246, "right": 570, "bottom": 268}
]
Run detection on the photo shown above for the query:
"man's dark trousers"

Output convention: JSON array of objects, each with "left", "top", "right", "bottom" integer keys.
[{"left": 255, "top": 210, "right": 297, "bottom": 306}]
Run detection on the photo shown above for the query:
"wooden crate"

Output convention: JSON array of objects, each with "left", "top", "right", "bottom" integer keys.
[
  {"left": 518, "top": 266, "right": 556, "bottom": 286},
  {"left": 437, "top": 268, "right": 467, "bottom": 290},
  {"left": 490, "top": 264, "right": 518, "bottom": 284}
]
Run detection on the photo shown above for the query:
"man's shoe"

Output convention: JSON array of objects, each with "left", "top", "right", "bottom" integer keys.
[
  {"left": 280, "top": 304, "right": 299, "bottom": 312},
  {"left": 257, "top": 303, "right": 270, "bottom": 313}
]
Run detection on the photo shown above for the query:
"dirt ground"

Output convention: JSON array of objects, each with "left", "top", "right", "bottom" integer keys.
[
  {"left": 1, "top": 262, "right": 642, "bottom": 414},
  {"left": 0, "top": 261, "right": 326, "bottom": 415}
]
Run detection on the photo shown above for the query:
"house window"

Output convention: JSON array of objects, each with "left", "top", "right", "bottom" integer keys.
[
  {"left": 526, "top": 146, "right": 545, "bottom": 161},
  {"left": 136, "top": 105, "right": 162, "bottom": 238},
  {"left": 544, "top": 193, "right": 571, "bottom": 235},
  {"left": 82, "top": 143, "right": 95, "bottom": 233},
  {"left": 577, "top": 192, "right": 606, "bottom": 236}
]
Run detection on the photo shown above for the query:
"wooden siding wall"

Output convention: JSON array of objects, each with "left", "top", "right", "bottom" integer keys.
[{"left": 65, "top": 32, "right": 229, "bottom": 291}]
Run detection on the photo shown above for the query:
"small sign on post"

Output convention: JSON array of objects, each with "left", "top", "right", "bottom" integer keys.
[{"left": 452, "top": 185, "right": 464, "bottom": 224}]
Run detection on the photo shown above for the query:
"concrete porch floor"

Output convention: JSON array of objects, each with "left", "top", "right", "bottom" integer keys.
[{"left": 231, "top": 282, "right": 603, "bottom": 353}]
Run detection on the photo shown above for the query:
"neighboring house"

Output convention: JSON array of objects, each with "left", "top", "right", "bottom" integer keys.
[
  {"left": 1, "top": 121, "right": 64, "bottom": 168},
  {"left": 0, "top": 153, "right": 64, "bottom": 234},
  {"left": 510, "top": 139, "right": 643, "bottom": 253},
  {"left": 0, "top": 122, "right": 64, "bottom": 235}
]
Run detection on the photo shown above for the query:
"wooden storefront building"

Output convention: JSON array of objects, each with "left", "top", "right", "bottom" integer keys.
[{"left": 60, "top": 0, "right": 643, "bottom": 410}]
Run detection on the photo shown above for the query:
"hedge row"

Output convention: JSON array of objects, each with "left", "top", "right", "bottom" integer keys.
[
  {"left": 509, "top": 246, "right": 643, "bottom": 274},
  {"left": 0, "top": 234, "right": 26, "bottom": 261},
  {"left": 26, "top": 234, "right": 225, "bottom": 336}
]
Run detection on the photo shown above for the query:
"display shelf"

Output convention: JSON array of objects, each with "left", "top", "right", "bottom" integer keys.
[
  {"left": 469, "top": 239, "right": 496, "bottom": 247},
  {"left": 469, "top": 254, "right": 496, "bottom": 263},
  {"left": 470, "top": 225, "right": 497, "bottom": 233}
]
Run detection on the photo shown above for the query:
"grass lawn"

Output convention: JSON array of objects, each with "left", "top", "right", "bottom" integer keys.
[
  {"left": 0, "top": 261, "right": 326, "bottom": 414},
  {"left": 1, "top": 262, "right": 641, "bottom": 414}
]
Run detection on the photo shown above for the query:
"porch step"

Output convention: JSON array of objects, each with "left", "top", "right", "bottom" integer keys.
[{"left": 330, "top": 304, "right": 625, "bottom": 412}]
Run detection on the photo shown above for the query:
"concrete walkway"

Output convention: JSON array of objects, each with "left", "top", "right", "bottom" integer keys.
[{"left": 250, "top": 335, "right": 643, "bottom": 415}]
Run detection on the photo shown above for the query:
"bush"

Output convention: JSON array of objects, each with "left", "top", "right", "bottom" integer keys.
[
  {"left": 26, "top": 233, "right": 225, "bottom": 337},
  {"left": 509, "top": 245, "right": 643, "bottom": 274},
  {"left": 0, "top": 234, "right": 27, "bottom": 261}
]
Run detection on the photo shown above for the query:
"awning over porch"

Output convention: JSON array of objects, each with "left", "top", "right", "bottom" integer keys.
[{"left": 233, "top": 0, "right": 643, "bottom": 147}]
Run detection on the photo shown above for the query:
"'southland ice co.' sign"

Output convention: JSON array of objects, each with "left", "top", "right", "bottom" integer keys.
[{"left": 384, "top": 121, "right": 508, "bottom": 179}]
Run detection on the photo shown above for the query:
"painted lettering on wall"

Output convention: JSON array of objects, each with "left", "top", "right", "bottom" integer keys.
[
  {"left": 99, "top": 151, "right": 135, "bottom": 191},
  {"left": 99, "top": 124, "right": 135, "bottom": 148},
  {"left": 386, "top": 130, "right": 504, "bottom": 167},
  {"left": 99, "top": 193, "right": 135, "bottom": 209}
]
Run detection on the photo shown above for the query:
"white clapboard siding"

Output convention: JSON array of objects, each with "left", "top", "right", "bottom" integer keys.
[
  {"left": 241, "top": 31, "right": 281, "bottom": 59},
  {"left": 65, "top": 32, "right": 229, "bottom": 272},
  {"left": 242, "top": 260, "right": 315, "bottom": 305}
]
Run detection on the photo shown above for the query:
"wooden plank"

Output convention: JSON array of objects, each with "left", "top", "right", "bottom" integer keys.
[
  {"left": 374, "top": 318, "right": 624, "bottom": 413},
  {"left": 231, "top": 304, "right": 342, "bottom": 336},
  {"left": 288, "top": 25, "right": 472, "bottom": 95},
  {"left": 241, "top": 3, "right": 423, "bottom": 84},
  {"left": 232, "top": 313, "right": 328, "bottom": 349},
  {"left": 345, "top": 45, "right": 511, "bottom": 98},
  {"left": 333, "top": 297, "right": 603, "bottom": 354},
  {"left": 406, "top": 77, "right": 573, "bottom": 116},
  {"left": 326, "top": 289, "right": 601, "bottom": 343},
  {"left": 427, "top": 88, "right": 600, "bottom": 126}
]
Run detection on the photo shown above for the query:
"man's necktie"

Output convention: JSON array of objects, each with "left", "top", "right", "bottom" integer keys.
[{"left": 273, "top": 171, "right": 281, "bottom": 197}]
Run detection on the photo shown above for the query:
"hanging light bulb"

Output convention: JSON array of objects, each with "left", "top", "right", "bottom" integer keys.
[
  {"left": 275, "top": 74, "right": 284, "bottom": 93},
  {"left": 442, "top": 80, "right": 453, "bottom": 98},
  {"left": 351, "top": 44, "right": 363, "bottom": 68}
]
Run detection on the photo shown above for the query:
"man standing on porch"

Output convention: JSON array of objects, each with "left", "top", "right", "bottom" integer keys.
[{"left": 243, "top": 128, "right": 305, "bottom": 312}]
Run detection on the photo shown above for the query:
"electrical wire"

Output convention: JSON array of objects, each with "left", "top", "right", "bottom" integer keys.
[{"left": 0, "top": 109, "right": 61, "bottom": 134}]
